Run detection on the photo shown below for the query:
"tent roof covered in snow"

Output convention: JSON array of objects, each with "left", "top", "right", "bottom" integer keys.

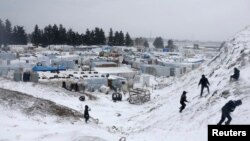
[{"left": 94, "top": 67, "right": 134, "bottom": 74}]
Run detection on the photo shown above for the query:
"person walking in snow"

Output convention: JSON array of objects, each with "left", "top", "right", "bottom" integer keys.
[
  {"left": 230, "top": 67, "right": 240, "bottom": 81},
  {"left": 84, "top": 105, "right": 91, "bottom": 123},
  {"left": 179, "top": 91, "right": 189, "bottom": 113},
  {"left": 217, "top": 100, "right": 242, "bottom": 125},
  {"left": 198, "top": 75, "right": 210, "bottom": 97}
]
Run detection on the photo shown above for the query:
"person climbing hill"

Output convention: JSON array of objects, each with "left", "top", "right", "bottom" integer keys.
[
  {"left": 230, "top": 67, "right": 240, "bottom": 81},
  {"left": 217, "top": 100, "right": 242, "bottom": 125},
  {"left": 179, "top": 91, "right": 189, "bottom": 113},
  {"left": 84, "top": 105, "right": 91, "bottom": 123},
  {"left": 198, "top": 75, "right": 210, "bottom": 97}
]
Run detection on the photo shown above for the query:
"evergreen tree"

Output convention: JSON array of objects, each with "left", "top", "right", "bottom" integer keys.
[
  {"left": 1, "top": 19, "right": 28, "bottom": 45},
  {"left": 143, "top": 40, "right": 149, "bottom": 48},
  {"left": 42, "top": 26, "right": 48, "bottom": 46},
  {"left": 113, "top": 31, "right": 120, "bottom": 46},
  {"left": 75, "top": 32, "right": 82, "bottom": 46},
  {"left": 0, "top": 19, "right": 4, "bottom": 46},
  {"left": 39, "top": 30, "right": 46, "bottom": 47},
  {"left": 2, "top": 20, "right": 145, "bottom": 46},
  {"left": 83, "top": 29, "right": 91, "bottom": 45},
  {"left": 19, "top": 26, "right": 27, "bottom": 44},
  {"left": 43, "top": 24, "right": 54, "bottom": 46},
  {"left": 125, "top": 32, "right": 133, "bottom": 46},
  {"left": 66, "top": 29, "right": 75, "bottom": 46},
  {"left": 108, "top": 28, "right": 114, "bottom": 46},
  {"left": 31, "top": 25, "right": 42, "bottom": 46},
  {"left": 112, "top": 31, "right": 126, "bottom": 46},
  {"left": 52, "top": 24, "right": 59, "bottom": 44},
  {"left": 4, "top": 19, "right": 12, "bottom": 45},
  {"left": 12, "top": 26, "right": 27, "bottom": 44},
  {"left": 66, "top": 30, "right": 82, "bottom": 46},
  {"left": 118, "top": 31, "right": 125, "bottom": 46},
  {"left": 0, "top": 19, "right": 136, "bottom": 47},
  {"left": 90, "top": 30, "right": 95, "bottom": 45},
  {"left": 94, "top": 27, "right": 100, "bottom": 45},
  {"left": 153, "top": 37, "right": 164, "bottom": 48},
  {"left": 99, "top": 28, "right": 106, "bottom": 45},
  {"left": 166, "top": 39, "right": 176, "bottom": 52},
  {"left": 168, "top": 39, "right": 173, "bottom": 46},
  {"left": 58, "top": 24, "right": 67, "bottom": 44},
  {"left": 94, "top": 27, "right": 106, "bottom": 45},
  {"left": 12, "top": 26, "right": 18, "bottom": 44}
]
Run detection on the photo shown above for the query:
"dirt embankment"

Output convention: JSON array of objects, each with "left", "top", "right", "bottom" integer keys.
[{"left": 0, "top": 88, "right": 83, "bottom": 121}]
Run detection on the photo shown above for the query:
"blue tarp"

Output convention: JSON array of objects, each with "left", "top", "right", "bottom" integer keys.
[
  {"left": 102, "top": 46, "right": 112, "bottom": 52},
  {"left": 163, "top": 48, "right": 169, "bottom": 52},
  {"left": 32, "top": 65, "right": 66, "bottom": 71},
  {"left": 142, "top": 53, "right": 151, "bottom": 59}
]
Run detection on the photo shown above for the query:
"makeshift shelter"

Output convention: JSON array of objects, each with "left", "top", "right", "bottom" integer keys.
[
  {"left": 107, "top": 75, "right": 127, "bottom": 90},
  {"left": 32, "top": 65, "right": 66, "bottom": 72},
  {"left": 91, "top": 61, "right": 117, "bottom": 68},
  {"left": 51, "top": 60, "right": 75, "bottom": 70},
  {"left": 140, "top": 64, "right": 170, "bottom": 77},
  {"left": 82, "top": 76, "right": 108, "bottom": 91},
  {"left": 0, "top": 52, "right": 16, "bottom": 60},
  {"left": 93, "top": 66, "right": 136, "bottom": 79}
]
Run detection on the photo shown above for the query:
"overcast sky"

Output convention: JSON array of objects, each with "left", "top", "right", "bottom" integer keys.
[{"left": 1, "top": 0, "right": 250, "bottom": 41}]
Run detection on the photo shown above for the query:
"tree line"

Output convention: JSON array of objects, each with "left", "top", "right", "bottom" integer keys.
[
  {"left": 31, "top": 25, "right": 134, "bottom": 47},
  {"left": 0, "top": 19, "right": 27, "bottom": 46},
  {"left": 0, "top": 18, "right": 134, "bottom": 47},
  {"left": 1, "top": 18, "right": 173, "bottom": 49}
]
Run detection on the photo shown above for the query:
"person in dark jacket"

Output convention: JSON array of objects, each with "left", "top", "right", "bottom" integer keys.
[
  {"left": 179, "top": 91, "right": 189, "bottom": 113},
  {"left": 217, "top": 100, "right": 242, "bottom": 125},
  {"left": 84, "top": 105, "right": 91, "bottom": 123},
  {"left": 198, "top": 75, "right": 210, "bottom": 97},
  {"left": 230, "top": 67, "right": 240, "bottom": 81}
]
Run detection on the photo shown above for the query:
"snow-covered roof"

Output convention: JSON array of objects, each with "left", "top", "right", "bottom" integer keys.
[
  {"left": 92, "top": 62, "right": 117, "bottom": 65},
  {"left": 185, "top": 58, "right": 205, "bottom": 63},
  {"left": 93, "top": 67, "right": 134, "bottom": 74},
  {"left": 107, "top": 75, "right": 126, "bottom": 80},
  {"left": 55, "top": 55, "right": 79, "bottom": 60}
]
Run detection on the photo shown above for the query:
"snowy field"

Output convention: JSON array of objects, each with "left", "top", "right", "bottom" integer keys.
[{"left": 1, "top": 26, "right": 250, "bottom": 141}]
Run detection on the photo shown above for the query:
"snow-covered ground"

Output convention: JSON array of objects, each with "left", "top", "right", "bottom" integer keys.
[{"left": 1, "top": 26, "right": 250, "bottom": 141}]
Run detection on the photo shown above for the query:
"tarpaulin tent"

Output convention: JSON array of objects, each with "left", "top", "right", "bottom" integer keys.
[{"left": 32, "top": 65, "right": 66, "bottom": 72}]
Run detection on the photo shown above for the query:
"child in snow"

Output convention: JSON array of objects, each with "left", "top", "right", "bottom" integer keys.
[
  {"left": 179, "top": 91, "right": 189, "bottom": 113},
  {"left": 84, "top": 105, "right": 91, "bottom": 123}
]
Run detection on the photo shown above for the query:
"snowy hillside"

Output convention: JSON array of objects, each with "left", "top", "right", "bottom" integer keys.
[
  {"left": 1, "top": 26, "right": 250, "bottom": 141},
  {"left": 126, "top": 26, "right": 250, "bottom": 140}
]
